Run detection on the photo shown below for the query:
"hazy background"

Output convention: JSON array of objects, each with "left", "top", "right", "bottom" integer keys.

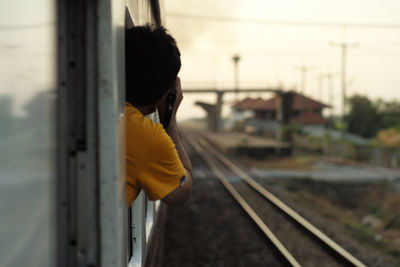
[
  {"left": 164, "top": 0, "right": 400, "bottom": 120},
  {"left": 0, "top": 0, "right": 399, "bottom": 120},
  {"left": 0, "top": 1, "right": 55, "bottom": 266},
  {"left": 0, "top": 0, "right": 55, "bottom": 117}
]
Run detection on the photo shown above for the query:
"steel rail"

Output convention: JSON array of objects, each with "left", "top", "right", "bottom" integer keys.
[
  {"left": 182, "top": 129, "right": 301, "bottom": 267},
  {"left": 188, "top": 128, "right": 366, "bottom": 267}
]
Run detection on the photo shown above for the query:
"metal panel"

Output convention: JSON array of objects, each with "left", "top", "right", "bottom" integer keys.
[
  {"left": 144, "top": 112, "right": 161, "bottom": 246},
  {"left": 145, "top": 201, "right": 155, "bottom": 242},
  {"left": 129, "top": 195, "right": 161, "bottom": 267},
  {"left": 97, "top": 0, "right": 127, "bottom": 266},
  {"left": 57, "top": 0, "right": 100, "bottom": 266},
  {"left": 129, "top": 192, "right": 147, "bottom": 267},
  {"left": 128, "top": 114, "right": 163, "bottom": 267}
]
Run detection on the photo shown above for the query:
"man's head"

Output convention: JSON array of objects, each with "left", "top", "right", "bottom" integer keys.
[{"left": 125, "top": 25, "right": 181, "bottom": 109}]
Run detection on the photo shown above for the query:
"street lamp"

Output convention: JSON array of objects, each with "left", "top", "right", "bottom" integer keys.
[{"left": 232, "top": 54, "right": 241, "bottom": 98}]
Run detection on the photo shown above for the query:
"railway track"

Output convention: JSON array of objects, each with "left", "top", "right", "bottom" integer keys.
[{"left": 182, "top": 127, "right": 366, "bottom": 267}]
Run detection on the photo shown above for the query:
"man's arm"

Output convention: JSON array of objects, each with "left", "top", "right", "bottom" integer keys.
[{"left": 160, "top": 77, "right": 193, "bottom": 205}]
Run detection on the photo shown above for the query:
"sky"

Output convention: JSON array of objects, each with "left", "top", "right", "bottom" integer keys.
[
  {"left": 0, "top": 0, "right": 399, "bottom": 120},
  {"left": 164, "top": 0, "right": 400, "bottom": 120},
  {"left": 0, "top": 0, "right": 55, "bottom": 116}
]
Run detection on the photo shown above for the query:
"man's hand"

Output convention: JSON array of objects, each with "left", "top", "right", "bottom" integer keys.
[
  {"left": 161, "top": 76, "right": 193, "bottom": 205},
  {"left": 170, "top": 77, "right": 183, "bottom": 122},
  {"left": 157, "top": 77, "right": 182, "bottom": 127}
]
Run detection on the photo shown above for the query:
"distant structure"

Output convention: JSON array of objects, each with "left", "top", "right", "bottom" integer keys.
[
  {"left": 231, "top": 91, "right": 330, "bottom": 139},
  {"left": 185, "top": 88, "right": 283, "bottom": 133}
]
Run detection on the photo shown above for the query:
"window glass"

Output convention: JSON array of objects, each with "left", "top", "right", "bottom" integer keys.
[{"left": 0, "top": 1, "right": 56, "bottom": 266}]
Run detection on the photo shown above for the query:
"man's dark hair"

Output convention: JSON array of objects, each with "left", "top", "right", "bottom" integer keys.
[{"left": 125, "top": 25, "right": 181, "bottom": 106}]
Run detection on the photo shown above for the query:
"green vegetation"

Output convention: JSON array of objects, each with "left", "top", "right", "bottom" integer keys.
[
  {"left": 347, "top": 95, "right": 380, "bottom": 138},
  {"left": 341, "top": 219, "right": 386, "bottom": 251},
  {"left": 263, "top": 178, "right": 400, "bottom": 259},
  {"left": 376, "top": 126, "right": 400, "bottom": 148},
  {"left": 346, "top": 94, "right": 400, "bottom": 139},
  {"left": 281, "top": 124, "right": 302, "bottom": 142},
  {"left": 245, "top": 156, "right": 316, "bottom": 170}
]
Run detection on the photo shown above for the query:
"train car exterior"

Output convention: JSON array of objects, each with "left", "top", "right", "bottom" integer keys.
[{"left": 0, "top": 0, "right": 166, "bottom": 266}]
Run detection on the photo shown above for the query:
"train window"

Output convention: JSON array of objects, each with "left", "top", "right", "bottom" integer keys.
[
  {"left": 125, "top": 2, "right": 164, "bottom": 265},
  {"left": 0, "top": 0, "right": 56, "bottom": 267}
]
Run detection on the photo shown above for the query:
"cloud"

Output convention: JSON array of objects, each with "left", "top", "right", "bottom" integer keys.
[{"left": 164, "top": 0, "right": 244, "bottom": 50}]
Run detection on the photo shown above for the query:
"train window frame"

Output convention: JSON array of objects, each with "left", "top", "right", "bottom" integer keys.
[
  {"left": 57, "top": 0, "right": 101, "bottom": 266},
  {"left": 97, "top": 0, "right": 128, "bottom": 265},
  {"left": 58, "top": 0, "right": 130, "bottom": 266},
  {"left": 125, "top": 1, "right": 165, "bottom": 266},
  {"left": 57, "top": 1, "right": 166, "bottom": 266}
]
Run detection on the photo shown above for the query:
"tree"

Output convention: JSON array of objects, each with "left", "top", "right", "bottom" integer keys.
[
  {"left": 346, "top": 95, "right": 400, "bottom": 139},
  {"left": 346, "top": 95, "right": 379, "bottom": 138},
  {"left": 376, "top": 99, "right": 400, "bottom": 130}
]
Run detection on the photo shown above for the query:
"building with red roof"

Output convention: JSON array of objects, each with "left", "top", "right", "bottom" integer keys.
[{"left": 232, "top": 91, "right": 330, "bottom": 126}]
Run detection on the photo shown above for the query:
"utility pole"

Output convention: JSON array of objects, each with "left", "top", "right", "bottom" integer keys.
[
  {"left": 323, "top": 73, "right": 336, "bottom": 118},
  {"left": 294, "top": 65, "right": 314, "bottom": 126},
  {"left": 316, "top": 73, "right": 324, "bottom": 102},
  {"left": 330, "top": 42, "right": 358, "bottom": 138},
  {"left": 322, "top": 72, "right": 336, "bottom": 147},
  {"left": 232, "top": 54, "right": 241, "bottom": 100}
]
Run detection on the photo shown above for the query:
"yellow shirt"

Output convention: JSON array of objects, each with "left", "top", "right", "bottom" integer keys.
[{"left": 125, "top": 102, "right": 185, "bottom": 206}]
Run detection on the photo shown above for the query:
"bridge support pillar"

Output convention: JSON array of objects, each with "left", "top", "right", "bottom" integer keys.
[
  {"left": 195, "top": 102, "right": 218, "bottom": 132},
  {"left": 195, "top": 91, "right": 225, "bottom": 133}
]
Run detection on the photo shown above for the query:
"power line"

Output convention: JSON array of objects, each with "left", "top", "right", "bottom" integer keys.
[
  {"left": 167, "top": 12, "right": 400, "bottom": 29},
  {"left": 180, "top": 48, "right": 400, "bottom": 57}
]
